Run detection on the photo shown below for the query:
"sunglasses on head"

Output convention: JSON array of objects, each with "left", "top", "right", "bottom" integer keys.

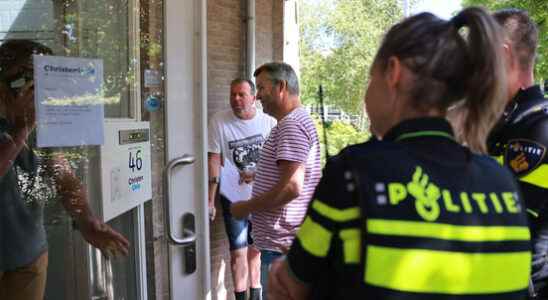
[{"left": 6, "top": 69, "right": 33, "bottom": 93}]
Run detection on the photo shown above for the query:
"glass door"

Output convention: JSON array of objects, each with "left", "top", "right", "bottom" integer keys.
[{"left": 0, "top": 0, "right": 146, "bottom": 299}]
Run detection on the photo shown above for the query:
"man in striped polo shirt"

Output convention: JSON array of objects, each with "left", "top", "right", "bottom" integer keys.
[{"left": 231, "top": 62, "right": 321, "bottom": 299}]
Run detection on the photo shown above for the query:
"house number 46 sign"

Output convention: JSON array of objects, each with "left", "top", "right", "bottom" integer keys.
[{"left": 129, "top": 149, "right": 143, "bottom": 172}]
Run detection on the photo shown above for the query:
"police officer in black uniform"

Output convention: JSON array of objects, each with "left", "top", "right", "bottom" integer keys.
[
  {"left": 487, "top": 9, "right": 548, "bottom": 299},
  {"left": 267, "top": 7, "right": 532, "bottom": 300}
]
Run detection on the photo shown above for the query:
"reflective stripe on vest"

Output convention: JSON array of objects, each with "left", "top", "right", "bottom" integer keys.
[
  {"left": 368, "top": 219, "right": 530, "bottom": 242},
  {"left": 365, "top": 245, "right": 531, "bottom": 294},
  {"left": 297, "top": 200, "right": 360, "bottom": 258},
  {"left": 365, "top": 218, "right": 531, "bottom": 295},
  {"left": 312, "top": 200, "right": 360, "bottom": 222},
  {"left": 492, "top": 155, "right": 548, "bottom": 189},
  {"left": 339, "top": 228, "right": 360, "bottom": 264},
  {"left": 520, "top": 164, "right": 548, "bottom": 189},
  {"left": 296, "top": 216, "right": 332, "bottom": 257},
  {"left": 493, "top": 155, "right": 504, "bottom": 165}
]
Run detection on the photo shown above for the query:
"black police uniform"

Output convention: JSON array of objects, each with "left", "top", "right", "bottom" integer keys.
[
  {"left": 488, "top": 85, "right": 548, "bottom": 299},
  {"left": 288, "top": 118, "right": 530, "bottom": 300}
]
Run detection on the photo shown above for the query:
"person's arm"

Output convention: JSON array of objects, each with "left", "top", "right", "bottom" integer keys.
[
  {"left": 47, "top": 153, "right": 129, "bottom": 257},
  {"left": 231, "top": 118, "right": 308, "bottom": 218},
  {"left": 510, "top": 117, "right": 548, "bottom": 187},
  {"left": 208, "top": 152, "right": 221, "bottom": 220},
  {"left": 268, "top": 154, "right": 361, "bottom": 298},
  {"left": 231, "top": 160, "right": 304, "bottom": 218},
  {"left": 207, "top": 113, "right": 223, "bottom": 220}
]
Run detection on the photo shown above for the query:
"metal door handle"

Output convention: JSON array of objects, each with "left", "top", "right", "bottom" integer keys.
[{"left": 165, "top": 155, "right": 197, "bottom": 245}]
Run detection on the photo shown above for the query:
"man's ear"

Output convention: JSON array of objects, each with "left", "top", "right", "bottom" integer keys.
[
  {"left": 276, "top": 80, "right": 288, "bottom": 97},
  {"left": 278, "top": 80, "right": 288, "bottom": 92},
  {"left": 503, "top": 43, "right": 517, "bottom": 69},
  {"left": 385, "top": 56, "right": 402, "bottom": 89}
]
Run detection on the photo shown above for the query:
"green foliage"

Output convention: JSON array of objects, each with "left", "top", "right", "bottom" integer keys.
[
  {"left": 313, "top": 116, "right": 370, "bottom": 166},
  {"left": 462, "top": 0, "right": 548, "bottom": 82},
  {"left": 298, "top": 0, "right": 403, "bottom": 115}
]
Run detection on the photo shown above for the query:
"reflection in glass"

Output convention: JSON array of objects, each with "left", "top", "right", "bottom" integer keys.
[
  {"left": 0, "top": 0, "right": 135, "bottom": 118},
  {"left": 1, "top": 1, "right": 140, "bottom": 300}
]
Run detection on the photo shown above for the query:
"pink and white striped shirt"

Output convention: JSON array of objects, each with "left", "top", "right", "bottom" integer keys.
[{"left": 251, "top": 107, "right": 321, "bottom": 252}]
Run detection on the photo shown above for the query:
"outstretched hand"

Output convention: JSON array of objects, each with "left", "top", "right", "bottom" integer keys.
[{"left": 77, "top": 214, "right": 130, "bottom": 258}]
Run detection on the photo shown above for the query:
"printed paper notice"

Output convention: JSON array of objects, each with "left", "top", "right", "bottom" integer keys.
[{"left": 34, "top": 55, "right": 105, "bottom": 147}]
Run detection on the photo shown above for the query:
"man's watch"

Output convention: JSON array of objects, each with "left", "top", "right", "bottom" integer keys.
[{"left": 209, "top": 176, "right": 220, "bottom": 184}]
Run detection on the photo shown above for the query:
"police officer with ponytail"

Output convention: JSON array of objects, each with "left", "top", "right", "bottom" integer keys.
[
  {"left": 267, "top": 7, "right": 531, "bottom": 300},
  {"left": 487, "top": 9, "right": 548, "bottom": 299}
]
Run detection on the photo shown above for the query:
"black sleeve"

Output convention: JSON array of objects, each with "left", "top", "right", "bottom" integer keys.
[
  {"left": 513, "top": 116, "right": 548, "bottom": 213},
  {"left": 525, "top": 116, "right": 548, "bottom": 157},
  {"left": 287, "top": 155, "right": 360, "bottom": 284},
  {"left": 506, "top": 116, "right": 548, "bottom": 177}
]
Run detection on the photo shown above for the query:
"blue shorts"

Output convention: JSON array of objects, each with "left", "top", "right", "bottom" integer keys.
[{"left": 220, "top": 195, "right": 254, "bottom": 251}]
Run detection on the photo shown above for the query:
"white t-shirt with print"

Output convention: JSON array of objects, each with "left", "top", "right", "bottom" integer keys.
[{"left": 208, "top": 109, "right": 276, "bottom": 202}]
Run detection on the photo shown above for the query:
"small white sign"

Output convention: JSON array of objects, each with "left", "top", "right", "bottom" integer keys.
[
  {"left": 34, "top": 55, "right": 104, "bottom": 147},
  {"left": 101, "top": 121, "right": 152, "bottom": 222},
  {"left": 144, "top": 69, "right": 161, "bottom": 88}
]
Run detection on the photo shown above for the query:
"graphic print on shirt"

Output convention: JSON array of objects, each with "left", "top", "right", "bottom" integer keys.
[{"left": 229, "top": 134, "right": 265, "bottom": 170}]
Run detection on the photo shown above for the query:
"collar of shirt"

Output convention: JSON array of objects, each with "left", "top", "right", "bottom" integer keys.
[
  {"left": 514, "top": 85, "right": 544, "bottom": 105},
  {"left": 503, "top": 85, "right": 547, "bottom": 125},
  {"left": 383, "top": 117, "right": 455, "bottom": 143},
  {"left": 501, "top": 85, "right": 544, "bottom": 121}
]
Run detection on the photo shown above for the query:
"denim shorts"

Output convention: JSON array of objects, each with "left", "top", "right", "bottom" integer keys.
[{"left": 220, "top": 195, "right": 254, "bottom": 251}]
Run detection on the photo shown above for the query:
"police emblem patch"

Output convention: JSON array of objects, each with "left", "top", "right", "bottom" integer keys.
[{"left": 505, "top": 139, "right": 546, "bottom": 176}]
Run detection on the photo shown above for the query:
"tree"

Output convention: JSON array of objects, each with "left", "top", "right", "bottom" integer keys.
[
  {"left": 298, "top": 0, "right": 403, "bottom": 115},
  {"left": 462, "top": 0, "right": 547, "bottom": 82},
  {"left": 313, "top": 117, "right": 370, "bottom": 166}
]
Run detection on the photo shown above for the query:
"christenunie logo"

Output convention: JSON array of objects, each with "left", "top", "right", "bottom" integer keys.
[
  {"left": 43, "top": 64, "right": 96, "bottom": 77},
  {"left": 80, "top": 66, "right": 96, "bottom": 77}
]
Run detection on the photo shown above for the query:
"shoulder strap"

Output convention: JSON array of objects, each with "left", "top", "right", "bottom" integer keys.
[{"left": 511, "top": 102, "right": 548, "bottom": 125}]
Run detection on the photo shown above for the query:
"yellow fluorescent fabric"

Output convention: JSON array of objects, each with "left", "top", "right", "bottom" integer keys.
[
  {"left": 367, "top": 219, "right": 530, "bottom": 242},
  {"left": 339, "top": 229, "right": 361, "bottom": 264},
  {"left": 296, "top": 217, "right": 332, "bottom": 257},
  {"left": 312, "top": 200, "right": 360, "bottom": 222},
  {"left": 520, "top": 165, "right": 548, "bottom": 189},
  {"left": 365, "top": 246, "right": 531, "bottom": 294},
  {"left": 493, "top": 155, "right": 504, "bottom": 165}
]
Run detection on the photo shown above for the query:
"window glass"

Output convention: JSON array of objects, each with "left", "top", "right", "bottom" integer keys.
[{"left": 0, "top": 0, "right": 136, "bottom": 118}]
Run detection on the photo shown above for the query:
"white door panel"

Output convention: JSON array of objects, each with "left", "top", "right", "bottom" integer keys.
[{"left": 164, "top": 0, "right": 209, "bottom": 299}]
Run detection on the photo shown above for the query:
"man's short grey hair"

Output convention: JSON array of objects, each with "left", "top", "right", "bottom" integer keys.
[
  {"left": 253, "top": 62, "right": 299, "bottom": 96},
  {"left": 230, "top": 78, "right": 256, "bottom": 95},
  {"left": 493, "top": 8, "right": 538, "bottom": 71}
]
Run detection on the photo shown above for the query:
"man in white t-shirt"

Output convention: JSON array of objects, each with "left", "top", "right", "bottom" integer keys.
[{"left": 208, "top": 78, "right": 276, "bottom": 300}]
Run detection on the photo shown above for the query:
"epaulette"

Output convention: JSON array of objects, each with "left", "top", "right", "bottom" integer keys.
[{"left": 511, "top": 102, "right": 548, "bottom": 125}]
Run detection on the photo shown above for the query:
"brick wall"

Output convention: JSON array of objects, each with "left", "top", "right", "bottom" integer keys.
[
  {"left": 207, "top": 0, "right": 244, "bottom": 118},
  {"left": 255, "top": 0, "right": 273, "bottom": 67},
  {"left": 272, "top": 0, "right": 284, "bottom": 62},
  {"left": 207, "top": 1, "right": 242, "bottom": 299},
  {"left": 207, "top": 1, "right": 285, "bottom": 300}
]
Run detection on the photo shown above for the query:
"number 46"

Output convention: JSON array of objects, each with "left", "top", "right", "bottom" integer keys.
[{"left": 129, "top": 149, "right": 143, "bottom": 172}]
